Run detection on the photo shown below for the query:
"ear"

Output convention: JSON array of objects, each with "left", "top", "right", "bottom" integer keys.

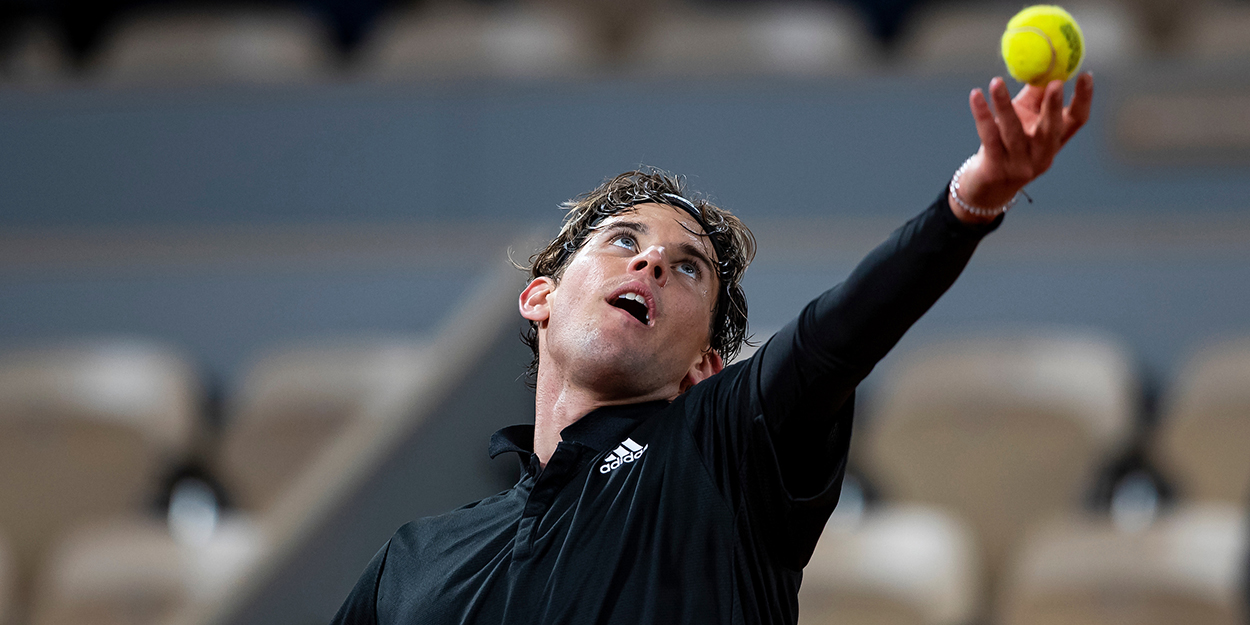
[
  {"left": 679, "top": 349, "right": 724, "bottom": 394},
  {"left": 519, "top": 277, "right": 555, "bottom": 323}
]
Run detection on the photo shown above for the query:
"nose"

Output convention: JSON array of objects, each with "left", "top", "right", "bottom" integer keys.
[{"left": 630, "top": 246, "right": 668, "bottom": 286}]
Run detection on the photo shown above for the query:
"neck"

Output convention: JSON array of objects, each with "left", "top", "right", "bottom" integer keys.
[{"left": 532, "top": 366, "right": 677, "bottom": 467}]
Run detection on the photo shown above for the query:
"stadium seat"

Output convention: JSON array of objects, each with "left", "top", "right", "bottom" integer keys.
[
  {"left": 219, "top": 338, "right": 432, "bottom": 513},
  {"left": 897, "top": 1, "right": 1020, "bottom": 75},
  {"left": 863, "top": 332, "right": 1137, "bottom": 603},
  {"left": 1174, "top": 1, "right": 1250, "bottom": 64},
  {"left": 30, "top": 516, "right": 264, "bottom": 625},
  {"left": 92, "top": 6, "right": 333, "bottom": 86},
  {"left": 1154, "top": 338, "right": 1250, "bottom": 504},
  {"left": 999, "top": 504, "right": 1248, "bottom": 625},
  {"left": 899, "top": 0, "right": 1144, "bottom": 75},
  {"left": 1061, "top": 0, "right": 1149, "bottom": 70},
  {"left": 0, "top": 340, "right": 199, "bottom": 600},
  {"left": 359, "top": 3, "right": 598, "bottom": 79},
  {"left": 625, "top": 2, "right": 875, "bottom": 77},
  {"left": 32, "top": 518, "right": 185, "bottom": 625},
  {"left": 799, "top": 504, "right": 979, "bottom": 625}
]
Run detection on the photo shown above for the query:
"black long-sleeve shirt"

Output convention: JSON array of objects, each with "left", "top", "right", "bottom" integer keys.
[{"left": 332, "top": 190, "right": 1001, "bottom": 625}]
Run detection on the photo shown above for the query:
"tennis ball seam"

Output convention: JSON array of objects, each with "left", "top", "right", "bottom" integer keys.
[
  {"left": 1001, "top": 5, "right": 1085, "bottom": 85},
  {"left": 1004, "top": 26, "right": 1057, "bottom": 81},
  {"left": 1059, "top": 22, "right": 1082, "bottom": 73}
]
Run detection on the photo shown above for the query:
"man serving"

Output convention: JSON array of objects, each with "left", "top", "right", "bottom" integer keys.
[{"left": 332, "top": 74, "right": 1093, "bottom": 624}]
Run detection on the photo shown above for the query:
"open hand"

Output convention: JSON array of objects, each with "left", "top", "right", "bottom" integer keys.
[{"left": 950, "top": 73, "right": 1093, "bottom": 223}]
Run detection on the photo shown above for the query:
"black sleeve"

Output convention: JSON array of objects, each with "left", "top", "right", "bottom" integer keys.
[
  {"left": 684, "top": 189, "right": 1001, "bottom": 565},
  {"left": 330, "top": 540, "right": 391, "bottom": 625},
  {"left": 753, "top": 188, "right": 1000, "bottom": 426}
]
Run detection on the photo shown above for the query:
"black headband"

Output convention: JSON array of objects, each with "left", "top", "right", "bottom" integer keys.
[{"left": 554, "top": 192, "right": 731, "bottom": 279}]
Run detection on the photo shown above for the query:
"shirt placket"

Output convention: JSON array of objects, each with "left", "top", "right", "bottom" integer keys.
[{"left": 513, "top": 441, "right": 593, "bottom": 560}]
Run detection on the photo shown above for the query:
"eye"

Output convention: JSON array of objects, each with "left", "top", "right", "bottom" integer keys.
[
  {"left": 677, "top": 261, "right": 699, "bottom": 278},
  {"left": 610, "top": 234, "right": 637, "bottom": 251}
]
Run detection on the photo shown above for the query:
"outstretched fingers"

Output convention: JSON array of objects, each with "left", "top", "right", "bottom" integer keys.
[
  {"left": 1033, "top": 80, "right": 1065, "bottom": 171},
  {"left": 970, "top": 87, "right": 1006, "bottom": 163},
  {"left": 957, "top": 74, "right": 1093, "bottom": 210},
  {"left": 1061, "top": 72, "right": 1094, "bottom": 146},
  {"left": 989, "top": 77, "right": 1029, "bottom": 160}
]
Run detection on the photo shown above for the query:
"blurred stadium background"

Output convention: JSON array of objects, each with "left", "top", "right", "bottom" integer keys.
[{"left": 1, "top": 0, "right": 1249, "bottom": 623}]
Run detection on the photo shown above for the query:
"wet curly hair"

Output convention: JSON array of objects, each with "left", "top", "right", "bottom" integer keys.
[{"left": 520, "top": 168, "right": 757, "bottom": 380}]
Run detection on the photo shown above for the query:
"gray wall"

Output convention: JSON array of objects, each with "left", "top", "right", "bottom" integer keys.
[
  {"left": 3, "top": 72, "right": 1248, "bottom": 390},
  {"left": 4, "top": 73, "right": 1250, "bottom": 231}
]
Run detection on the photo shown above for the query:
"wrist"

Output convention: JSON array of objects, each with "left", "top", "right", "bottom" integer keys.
[{"left": 948, "top": 155, "right": 1019, "bottom": 224}]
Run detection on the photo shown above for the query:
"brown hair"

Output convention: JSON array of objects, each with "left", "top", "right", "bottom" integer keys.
[{"left": 521, "top": 168, "right": 757, "bottom": 379}]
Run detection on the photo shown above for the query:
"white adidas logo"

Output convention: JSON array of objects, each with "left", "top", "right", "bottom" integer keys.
[{"left": 598, "top": 438, "right": 648, "bottom": 474}]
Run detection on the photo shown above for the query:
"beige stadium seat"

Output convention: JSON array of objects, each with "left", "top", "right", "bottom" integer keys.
[
  {"left": 625, "top": 2, "right": 875, "bottom": 77},
  {"left": 898, "top": 2, "right": 1021, "bottom": 75},
  {"left": 33, "top": 519, "right": 184, "bottom": 625},
  {"left": 1175, "top": 1, "right": 1250, "bottom": 64},
  {"left": 0, "top": 341, "right": 199, "bottom": 598},
  {"left": 1154, "top": 338, "right": 1250, "bottom": 503},
  {"left": 899, "top": 0, "right": 1144, "bottom": 75},
  {"left": 359, "top": 3, "right": 598, "bottom": 80},
  {"left": 1060, "top": 0, "right": 1150, "bottom": 70},
  {"left": 93, "top": 6, "right": 332, "bottom": 86},
  {"left": 31, "top": 516, "right": 264, "bottom": 625},
  {"left": 220, "top": 338, "right": 432, "bottom": 513},
  {"left": 863, "top": 333, "right": 1136, "bottom": 600},
  {"left": 1000, "top": 504, "right": 1248, "bottom": 625},
  {"left": 800, "top": 504, "right": 979, "bottom": 625}
]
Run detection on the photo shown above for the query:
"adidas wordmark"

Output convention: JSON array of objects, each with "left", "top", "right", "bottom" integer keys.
[{"left": 598, "top": 438, "right": 648, "bottom": 474}]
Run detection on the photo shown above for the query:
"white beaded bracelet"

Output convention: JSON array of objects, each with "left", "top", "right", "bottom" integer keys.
[{"left": 949, "top": 155, "right": 1020, "bottom": 218}]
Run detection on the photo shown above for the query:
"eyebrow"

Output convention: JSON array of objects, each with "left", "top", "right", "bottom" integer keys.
[
  {"left": 676, "top": 241, "right": 715, "bottom": 278},
  {"left": 601, "top": 221, "right": 649, "bottom": 237},
  {"left": 600, "top": 221, "right": 716, "bottom": 279}
]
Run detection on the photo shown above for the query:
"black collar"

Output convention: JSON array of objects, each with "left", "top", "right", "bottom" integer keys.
[
  {"left": 488, "top": 424, "right": 536, "bottom": 459},
  {"left": 489, "top": 399, "right": 669, "bottom": 461}
]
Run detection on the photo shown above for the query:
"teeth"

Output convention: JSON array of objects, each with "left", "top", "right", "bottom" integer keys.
[{"left": 613, "top": 292, "right": 650, "bottom": 324}]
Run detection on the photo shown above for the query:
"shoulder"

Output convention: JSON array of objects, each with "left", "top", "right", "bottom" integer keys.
[
  {"left": 383, "top": 488, "right": 522, "bottom": 564},
  {"left": 678, "top": 356, "right": 759, "bottom": 420},
  {"left": 691, "top": 356, "right": 755, "bottom": 395}
]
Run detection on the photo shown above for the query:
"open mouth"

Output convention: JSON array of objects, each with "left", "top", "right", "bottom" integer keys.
[{"left": 610, "top": 292, "right": 651, "bottom": 325}]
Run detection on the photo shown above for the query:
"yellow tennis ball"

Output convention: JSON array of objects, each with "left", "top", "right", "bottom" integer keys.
[{"left": 1001, "top": 5, "right": 1084, "bottom": 86}]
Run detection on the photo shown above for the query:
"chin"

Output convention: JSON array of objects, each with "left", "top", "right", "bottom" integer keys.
[{"left": 567, "top": 336, "right": 674, "bottom": 397}]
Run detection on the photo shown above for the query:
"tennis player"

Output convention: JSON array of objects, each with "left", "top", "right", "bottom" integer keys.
[{"left": 332, "top": 73, "right": 1093, "bottom": 624}]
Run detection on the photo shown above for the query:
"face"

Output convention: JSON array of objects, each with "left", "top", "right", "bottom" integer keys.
[{"left": 521, "top": 203, "right": 724, "bottom": 399}]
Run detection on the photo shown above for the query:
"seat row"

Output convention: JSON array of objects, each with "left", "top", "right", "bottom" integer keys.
[
  {"left": 0, "top": 330, "right": 1247, "bottom": 623},
  {"left": 5, "top": 0, "right": 1250, "bottom": 86},
  {"left": 0, "top": 336, "right": 433, "bottom": 624},
  {"left": 794, "top": 331, "right": 1250, "bottom": 624},
  {"left": 801, "top": 499, "right": 1246, "bottom": 625}
]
